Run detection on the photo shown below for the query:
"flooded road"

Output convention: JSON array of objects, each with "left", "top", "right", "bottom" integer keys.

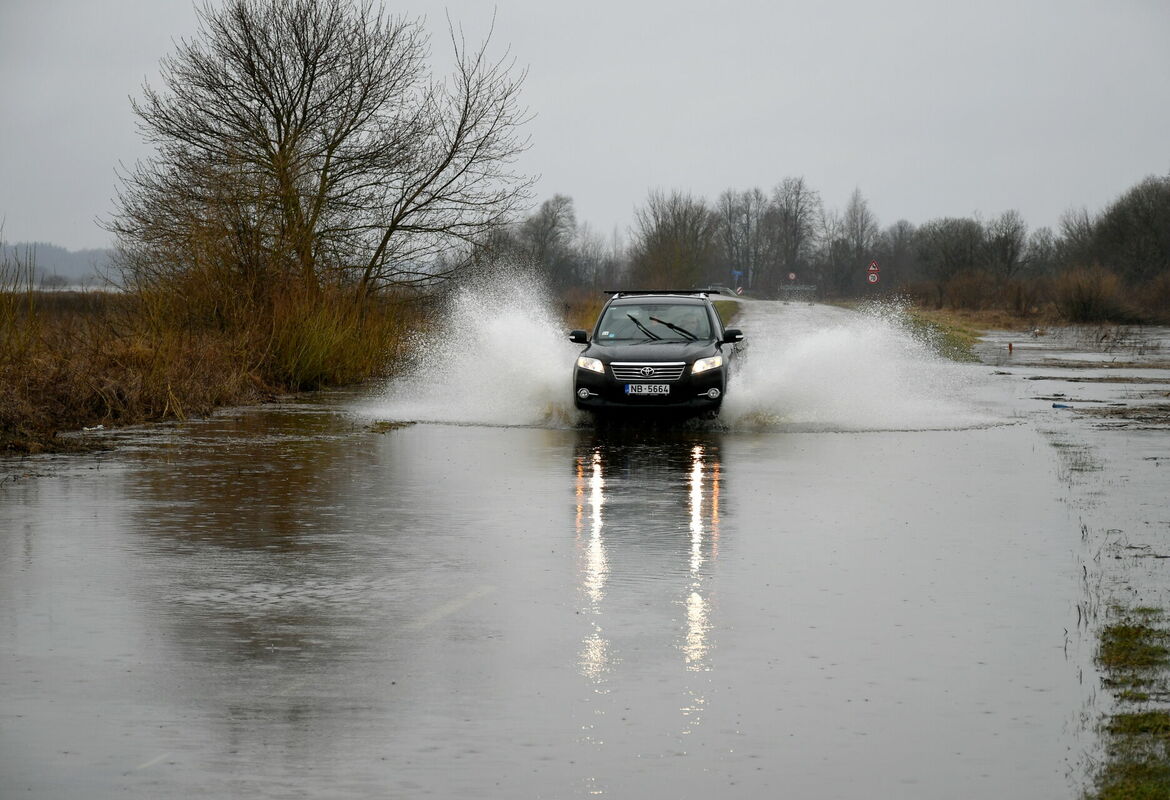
[{"left": 3, "top": 297, "right": 1166, "bottom": 798}]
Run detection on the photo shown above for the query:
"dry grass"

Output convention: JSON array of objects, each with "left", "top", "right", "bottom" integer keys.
[
  {"left": 561, "top": 287, "right": 607, "bottom": 330},
  {"left": 910, "top": 306, "right": 1050, "bottom": 333},
  {"left": 1, "top": 244, "right": 421, "bottom": 452},
  {"left": 904, "top": 268, "right": 1168, "bottom": 326},
  {"left": 1054, "top": 267, "right": 1139, "bottom": 324}
]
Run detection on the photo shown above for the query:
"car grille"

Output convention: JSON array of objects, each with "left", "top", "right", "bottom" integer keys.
[{"left": 610, "top": 362, "right": 687, "bottom": 381}]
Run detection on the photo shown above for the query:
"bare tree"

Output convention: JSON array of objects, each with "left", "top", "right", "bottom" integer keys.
[
  {"left": 914, "top": 216, "right": 985, "bottom": 303},
  {"left": 877, "top": 219, "right": 918, "bottom": 287},
  {"left": 517, "top": 194, "right": 577, "bottom": 289},
  {"left": 843, "top": 188, "right": 879, "bottom": 265},
  {"left": 629, "top": 190, "right": 718, "bottom": 288},
  {"left": 713, "top": 188, "right": 768, "bottom": 290},
  {"left": 761, "top": 176, "right": 821, "bottom": 294},
  {"left": 815, "top": 188, "right": 878, "bottom": 296},
  {"left": 983, "top": 209, "right": 1027, "bottom": 281},
  {"left": 1090, "top": 174, "right": 1170, "bottom": 283},
  {"left": 1022, "top": 226, "right": 1058, "bottom": 277},
  {"left": 107, "top": 0, "right": 532, "bottom": 300},
  {"left": 1058, "top": 206, "right": 1096, "bottom": 268},
  {"left": 573, "top": 222, "right": 625, "bottom": 289},
  {"left": 812, "top": 209, "right": 847, "bottom": 297}
]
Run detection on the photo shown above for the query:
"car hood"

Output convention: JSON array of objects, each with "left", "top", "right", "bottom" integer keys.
[{"left": 584, "top": 339, "right": 719, "bottom": 362}]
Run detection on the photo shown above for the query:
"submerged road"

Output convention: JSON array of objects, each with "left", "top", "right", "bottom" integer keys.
[{"left": 4, "top": 299, "right": 1164, "bottom": 798}]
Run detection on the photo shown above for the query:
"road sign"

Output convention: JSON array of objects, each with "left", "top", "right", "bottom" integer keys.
[
  {"left": 788, "top": 272, "right": 796, "bottom": 281},
  {"left": 867, "top": 260, "right": 880, "bottom": 272},
  {"left": 867, "top": 272, "right": 880, "bottom": 284}
]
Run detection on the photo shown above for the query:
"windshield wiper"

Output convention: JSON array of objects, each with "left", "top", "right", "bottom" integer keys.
[
  {"left": 649, "top": 316, "right": 697, "bottom": 340},
  {"left": 627, "top": 314, "right": 661, "bottom": 340}
]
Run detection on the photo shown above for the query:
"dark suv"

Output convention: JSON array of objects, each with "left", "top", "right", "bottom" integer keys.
[{"left": 569, "top": 290, "right": 744, "bottom": 417}]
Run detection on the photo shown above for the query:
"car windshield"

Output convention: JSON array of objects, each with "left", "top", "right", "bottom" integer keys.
[{"left": 595, "top": 303, "right": 712, "bottom": 342}]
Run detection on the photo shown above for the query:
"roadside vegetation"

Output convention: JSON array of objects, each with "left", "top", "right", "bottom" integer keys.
[
  {"left": 1091, "top": 608, "right": 1170, "bottom": 799},
  {"left": 893, "top": 306, "right": 984, "bottom": 363},
  {"left": 0, "top": 241, "right": 422, "bottom": 452}
]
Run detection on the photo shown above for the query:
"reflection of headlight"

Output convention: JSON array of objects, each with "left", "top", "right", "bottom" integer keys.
[
  {"left": 691, "top": 355, "right": 723, "bottom": 374},
  {"left": 577, "top": 356, "right": 605, "bottom": 374}
]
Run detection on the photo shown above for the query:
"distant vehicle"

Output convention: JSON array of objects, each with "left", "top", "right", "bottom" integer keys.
[{"left": 569, "top": 290, "right": 744, "bottom": 418}]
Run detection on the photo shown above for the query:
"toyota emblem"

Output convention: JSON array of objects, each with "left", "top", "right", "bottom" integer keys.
[{"left": 639, "top": 366, "right": 656, "bottom": 378}]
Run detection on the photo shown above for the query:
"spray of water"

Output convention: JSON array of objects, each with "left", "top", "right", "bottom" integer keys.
[
  {"left": 722, "top": 300, "right": 997, "bottom": 431},
  {"left": 363, "top": 279, "right": 999, "bottom": 432},
  {"left": 363, "top": 271, "right": 583, "bottom": 427}
]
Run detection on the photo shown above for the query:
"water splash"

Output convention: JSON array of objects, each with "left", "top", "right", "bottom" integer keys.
[
  {"left": 363, "top": 280, "right": 999, "bottom": 432},
  {"left": 364, "top": 271, "right": 583, "bottom": 427},
  {"left": 722, "top": 300, "right": 998, "bottom": 431}
]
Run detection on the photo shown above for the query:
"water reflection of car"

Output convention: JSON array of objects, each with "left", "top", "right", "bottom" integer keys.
[{"left": 569, "top": 290, "right": 744, "bottom": 418}]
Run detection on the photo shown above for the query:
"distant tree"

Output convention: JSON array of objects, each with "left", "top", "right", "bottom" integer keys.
[
  {"left": 1091, "top": 174, "right": 1170, "bottom": 284},
  {"left": 875, "top": 219, "right": 918, "bottom": 287},
  {"left": 574, "top": 223, "right": 626, "bottom": 289},
  {"left": 6, "top": 243, "right": 113, "bottom": 284},
  {"left": 843, "top": 188, "right": 879, "bottom": 264},
  {"left": 811, "top": 209, "right": 848, "bottom": 297},
  {"left": 1058, "top": 206, "right": 1097, "bottom": 268},
  {"left": 817, "top": 188, "right": 878, "bottom": 296},
  {"left": 914, "top": 217, "right": 984, "bottom": 302},
  {"left": 517, "top": 194, "right": 578, "bottom": 289},
  {"left": 107, "top": 0, "right": 532, "bottom": 301},
  {"left": 713, "top": 188, "right": 768, "bottom": 291},
  {"left": 629, "top": 190, "right": 718, "bottom": 288},
  {"left": 1023, "top": 226, "right": 1059, "bottom": 277},
  {"left": 760, "top": 176, "right": 821, "bottom": 294},
  {"left": 983, "top": 210, "right": 1028, "bottom": 281}
]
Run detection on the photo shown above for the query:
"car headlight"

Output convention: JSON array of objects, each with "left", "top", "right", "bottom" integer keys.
[
  {"left": 691, "top": 355, "right": 723, "bottom": 375},
  {"left": 577, "top": 356, "right": 605, "bottom": 374}
]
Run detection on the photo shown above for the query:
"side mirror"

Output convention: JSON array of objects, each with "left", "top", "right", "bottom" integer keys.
[
  {"left": 722, "top": 328, "right": 744, "bottom": 344},
  {"left": 569, "top": 330, "right": 589, "bottom": 344}
]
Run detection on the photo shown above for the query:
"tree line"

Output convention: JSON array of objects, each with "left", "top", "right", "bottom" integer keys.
[{"left": 483, "top": 174, "right": 1170, "bottom": 321}]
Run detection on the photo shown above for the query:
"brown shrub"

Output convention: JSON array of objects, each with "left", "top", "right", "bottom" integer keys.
[
  {"left": 1134, "top": 272, "right": 1170, "bottom": 323},
  {"left": 1, "top": 277, "right": 420, "bottom": 451},
  {"left": 944, "top": 270, "right": 998, "bottom": 310},
  {"left": 1053, "top": 267, "right": 1135, "bottom": 323}
]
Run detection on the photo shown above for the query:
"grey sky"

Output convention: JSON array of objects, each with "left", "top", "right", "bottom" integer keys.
[{"left": 1, "top": 0, "right": 1167, "bottom": 251}]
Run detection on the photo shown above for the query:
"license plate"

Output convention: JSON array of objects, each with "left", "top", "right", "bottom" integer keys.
[{"left": 625, "top": 383, "right": 670, "bottom": 395}]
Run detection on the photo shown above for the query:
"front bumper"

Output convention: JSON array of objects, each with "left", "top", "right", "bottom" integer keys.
[{"left": 574, "top": 365, "right": 726, "bottom": 412}]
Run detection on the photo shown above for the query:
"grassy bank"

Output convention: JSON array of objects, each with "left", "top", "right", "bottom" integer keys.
[
  {"left": 1092, "top": 608, "right": 1170, "bottom": 799},
  {"left": 899, "top": 307, "right": 985, "bottom": 362},
  {"left": 1, "top": 250, "right": 420, "bottom": 452}
]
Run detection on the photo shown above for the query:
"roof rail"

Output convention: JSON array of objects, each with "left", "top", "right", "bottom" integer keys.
[{"left": 604, "top": 289, "right": 714, "bottom": 297}]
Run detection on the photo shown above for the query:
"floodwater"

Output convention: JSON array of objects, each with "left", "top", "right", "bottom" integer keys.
[{"left": 3, "top": 289, "right": 1168, "bottom": 799}]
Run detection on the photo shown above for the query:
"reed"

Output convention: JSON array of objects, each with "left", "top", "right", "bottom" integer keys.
[{"left": 1, "top": 240, "right": 420, "bottom": 451}]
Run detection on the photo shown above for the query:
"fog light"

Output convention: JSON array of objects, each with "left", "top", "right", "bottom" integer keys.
[
  {"left": 577, "top": 388, "right": 591, "bottom": 400},
  {"left": 706, "top": 388, "right": 721, "bottom": 400}
]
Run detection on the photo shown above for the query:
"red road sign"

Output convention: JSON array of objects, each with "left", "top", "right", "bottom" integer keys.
[
  {"left": 867, "top": 260, "right": 880, "bottom": 272},
  {"left": 788, "top": 272, "right": 796, "bottom": 281},
  {"left": 867, "top": 272, "right": 880, "bottom": 284}
]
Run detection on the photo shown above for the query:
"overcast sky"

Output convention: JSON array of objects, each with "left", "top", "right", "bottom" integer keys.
[{"left": 1, "top": 0, "right": 1167, "bottom": 251}]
